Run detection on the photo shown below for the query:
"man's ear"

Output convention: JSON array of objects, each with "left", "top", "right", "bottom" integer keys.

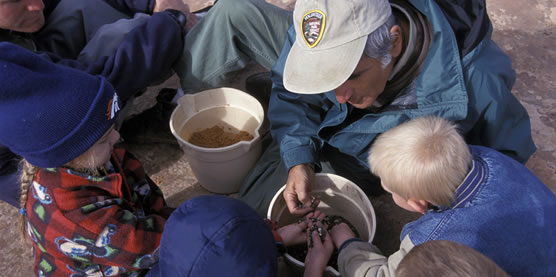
[
  {"left": 389, "top": 25, "right": 403, "bottom": 58},
  {"left": 407, "top": 198, "right": 429, "bottom": 215}
]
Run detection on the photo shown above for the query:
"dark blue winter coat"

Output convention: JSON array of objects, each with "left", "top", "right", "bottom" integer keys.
[{"left": 147, "top": 195, "right": 278, "bottom": 277}]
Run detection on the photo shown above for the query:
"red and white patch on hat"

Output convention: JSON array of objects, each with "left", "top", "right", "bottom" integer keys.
[
  {"left": 106, "top": 93, "right": 120, "bottom": 120},
  {"left": 301, "top": 10, "right": 326, "bottom": 48}
]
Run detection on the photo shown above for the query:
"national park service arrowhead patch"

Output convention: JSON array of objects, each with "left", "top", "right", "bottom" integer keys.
[{"left": 301, "top": 10, "right": 326, "bottom": 48}]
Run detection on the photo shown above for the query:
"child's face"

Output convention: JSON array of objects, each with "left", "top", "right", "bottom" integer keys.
[{"left": 69, "top": 128, "right": 120, "bottom": 170}]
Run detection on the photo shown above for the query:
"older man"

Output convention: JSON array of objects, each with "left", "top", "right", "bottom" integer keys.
[{"left": 179, "top": 0, "right": 534, "bottom": 216}]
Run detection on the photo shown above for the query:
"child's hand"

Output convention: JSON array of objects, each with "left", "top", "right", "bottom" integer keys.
[
  {"left": 277, "top": 220, "right": 308, "bottom": 246},
  {"left": 304, "top": 224, "right": 334, "bottom": 277},
  {"left": 304, "top": 210, "right": 326, "bottom": 222},
  {"left": 277, "top": 209, "right": 329, "bottom": 246},
  {"left": 329, "top": 222, "right": 356, "bottom": 249}
]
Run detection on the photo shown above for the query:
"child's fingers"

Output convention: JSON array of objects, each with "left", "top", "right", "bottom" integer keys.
[
  {"left": 324, "top": 232, "right": 334, "bottom": 248},
  {"left": 316, "top": 209, "right": 325, "bottom": 221},
  {"left": 297, "top": 220, "right": 308, "bottom": 230},
  {"left": 306, "top": 227, "right": 313, "bottom": 248},
  {"left": 311, "top": 229, "right": 323, "bottom": 248},
  {"left": 312, "top": 210, "right": 321, "bottom": 218}
]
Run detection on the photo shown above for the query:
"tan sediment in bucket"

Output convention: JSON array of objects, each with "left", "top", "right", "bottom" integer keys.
[
  {"left": 267, "top": 173, "right": 376, "bottom": 277},
  {"left": 170, "top": 87, "right": 264, "bottom": 194}
]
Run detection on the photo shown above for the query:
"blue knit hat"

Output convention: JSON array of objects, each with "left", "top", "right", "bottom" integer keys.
[
  {"left": 147, "top": 195, "right": 278, "bottom": 277},
  {"left": 0, "top": 43, "right": 121, "bottom": 168}
]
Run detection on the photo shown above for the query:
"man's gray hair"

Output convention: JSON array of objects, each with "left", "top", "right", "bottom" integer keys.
[{"left": 364, "top": 14, "right": 397, "bottom": 68}]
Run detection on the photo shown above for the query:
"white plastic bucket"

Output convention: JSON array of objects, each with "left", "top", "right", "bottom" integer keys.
[
  {"left": 170, "top": 87, "right": 264, "bottom": 194},
  {"left": 267, "top": 173, "right": 376, "bottom": 277}
]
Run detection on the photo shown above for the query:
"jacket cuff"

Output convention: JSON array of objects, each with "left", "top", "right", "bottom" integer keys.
[
  {"left": 162, "top": 10, "right": 187, "bottom": 36},
  {"left": 338, "top": 238, "right": 363, "bottom": 254},
  {"left": 282, "top": 146, "right": 318, "bottom": 171},
  {"left": 165, "top": 9, "right": 187, "bottom": 27}
]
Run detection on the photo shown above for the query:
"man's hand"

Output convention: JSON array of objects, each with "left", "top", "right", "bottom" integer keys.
[
  {"left": 284, "top": 163, "right": 318, "bottom": 215},
  {"left": 154, "top": 0, "right": 198, "bottom": 31},
  {"left": 329, "top": 222, "right": 356, "bottom": 249}
]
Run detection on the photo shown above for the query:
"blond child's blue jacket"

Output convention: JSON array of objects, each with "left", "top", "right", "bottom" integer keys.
[
  {"left": 402, "top": 145, "right": 556, "bottom": 276},
  {"left": 268, "top": 0, "right": 536, "bottom": 173}
]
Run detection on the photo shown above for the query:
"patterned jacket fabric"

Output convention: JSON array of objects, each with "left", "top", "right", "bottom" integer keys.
[{"left": 25, "top": 148, "right": 173, "bottom": 276}]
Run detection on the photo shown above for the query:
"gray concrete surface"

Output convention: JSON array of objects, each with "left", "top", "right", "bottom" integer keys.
[{"left": 1, "top": 0, "right": 554, "bottom": 276}]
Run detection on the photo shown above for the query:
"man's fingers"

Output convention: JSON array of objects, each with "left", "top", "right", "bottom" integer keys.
[
  {"left": 297, "top": 189, "right": 311, "bottom": 207},
  {"left": 285, "top": 192, "right": 315, "bottom": 215},
  {"left": 284, "top": 187, "right": 299, "bottom": 213},
  {"left": 311, "top": 196, "right": 321, "bottom": 210},
  {"left": 285, "top": 196, "right": 299, "bottom": 213},
  {"left": 291, "top": 206, "right": 314, "bottom": 215}
]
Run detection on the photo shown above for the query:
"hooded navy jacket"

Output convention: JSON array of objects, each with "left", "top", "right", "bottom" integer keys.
[{"left": 147, "top": 195, "right": 278, "bottom": 277}]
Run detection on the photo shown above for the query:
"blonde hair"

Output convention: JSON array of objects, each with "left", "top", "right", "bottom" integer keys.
[
  {"left": 368, "top": 116, "right": 471, "bottom": 206},
  {"left": 396, "top": 240, "right": 509, "bottom": 277},
  {"left": 65, "top": 149, "right": 103, "bottom": 177},
  {"left": 18, "top": 159, "right": 39, "bottom": 243},
  {"left": 18, "top": 141, "right": 106, "bottom": 242}
]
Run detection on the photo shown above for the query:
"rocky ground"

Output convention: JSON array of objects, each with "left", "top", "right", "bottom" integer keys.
[{"left": 1, "top": 0, "right": 554, "bottom": 276}]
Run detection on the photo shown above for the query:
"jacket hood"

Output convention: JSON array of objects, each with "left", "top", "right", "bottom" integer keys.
[{"left": 147, "top": 195, "right": 277, "bottom": 277}]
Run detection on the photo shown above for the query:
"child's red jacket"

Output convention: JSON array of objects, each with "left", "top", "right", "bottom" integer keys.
[{"left": 25, "top": 148, "right": 173, "bottom": 276}]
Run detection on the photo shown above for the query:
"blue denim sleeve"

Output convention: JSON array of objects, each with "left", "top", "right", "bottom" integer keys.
[{"left": 268, "top": 26, "right": 326, "bottom": 170}]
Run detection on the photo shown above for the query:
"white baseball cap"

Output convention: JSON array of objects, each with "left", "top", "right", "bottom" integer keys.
[{"left": 284, "top": 0, "right": 392, "bottom": 94}]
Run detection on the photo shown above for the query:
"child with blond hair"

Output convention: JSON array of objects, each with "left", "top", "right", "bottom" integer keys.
[
  {"left": 328, "top": 116, "right": 556, "bottom": 277},
  {"left": 1, "top": 44, "right": 332, "bottom": 277}
]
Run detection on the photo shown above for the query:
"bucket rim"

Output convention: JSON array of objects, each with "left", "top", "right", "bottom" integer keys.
[
  {"left": 267, "top": 173, "right": 377, "bottom": 241},
  {"left": 267, "top": 173, "right": 377, "bottom": 276},
  {"left": 169, "top": 87, "right": 265, "bottom": 152}
]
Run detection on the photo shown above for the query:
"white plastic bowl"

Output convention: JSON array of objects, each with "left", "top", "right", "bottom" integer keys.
[
  {"left": 267, "top": 173, "right": 376, "bottom": 277},
  {"left": 170, "top": 87, "right": 264, "bottom": 194}
]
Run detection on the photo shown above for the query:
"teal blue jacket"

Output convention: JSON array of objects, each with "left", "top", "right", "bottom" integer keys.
[{"left": 268, "top": 0, "right": 535, "bottom": 171}]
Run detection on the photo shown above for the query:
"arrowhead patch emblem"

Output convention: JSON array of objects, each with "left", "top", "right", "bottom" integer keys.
[{"left": 301, "top": 10, "right": 326, "bottom": 48}]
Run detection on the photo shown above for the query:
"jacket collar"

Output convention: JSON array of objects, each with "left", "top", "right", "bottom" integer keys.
[
  {"left": 51, "top": 158, "right": 124, "bottom": 197},
  {"left": 452, "top": 158, "right": 486, "bottom": 209}
]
